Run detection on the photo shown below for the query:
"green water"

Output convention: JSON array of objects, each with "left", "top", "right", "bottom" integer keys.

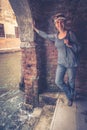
[{"left": 0, "top": 52, "right": 22, "bottom": 90}]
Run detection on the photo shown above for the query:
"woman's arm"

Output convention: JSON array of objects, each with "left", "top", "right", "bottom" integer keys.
[
  {"left": 33, "top": 26, "right": 39, "bottom": 33},
  {"left": 33, "top": 26, "right": 56, "bottom": 42}
]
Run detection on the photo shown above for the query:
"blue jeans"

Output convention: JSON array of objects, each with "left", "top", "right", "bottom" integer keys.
[{"left": 55, "top": 64, "right": 77, "bottom": 100}]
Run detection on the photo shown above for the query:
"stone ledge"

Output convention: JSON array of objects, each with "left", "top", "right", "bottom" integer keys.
[
  {"left": 39, "top": 92, "right": 59, "bottom": 106},
  {"left": 50, "top": 93, "right": 87, "bottom": 130},
  {"left": 0, "top": 48, "right": 21, "bottom": 54}
]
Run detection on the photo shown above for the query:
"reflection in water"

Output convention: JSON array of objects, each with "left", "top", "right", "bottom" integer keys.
[{"left": 0, "top": 52, "right": 22, "bottom": 90}]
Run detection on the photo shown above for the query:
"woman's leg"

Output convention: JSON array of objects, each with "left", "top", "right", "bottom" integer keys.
[
  {"left": 67, "top": 67, "right": 77, "bottom": 99},
  {"left": 55, "top": 64, "right": 71, "bottom": 100}
]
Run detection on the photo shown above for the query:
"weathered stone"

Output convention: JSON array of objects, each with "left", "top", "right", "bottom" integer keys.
[
  {"left": 34, "top": 105, "right": 55, "bottom": 130},
  {"left": 0, "top": 88, "right": 56, "bottom": 130},
  {"left": 39, "top": 92, "right": 59, "bottom": 105},
  {"left": 21, "top": 124, "right": 30, "bottom": 130}
]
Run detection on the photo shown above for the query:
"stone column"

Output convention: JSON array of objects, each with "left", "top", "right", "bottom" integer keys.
[
  {"left": 9, "top": 0, "right": 39, "bottom": 107},
  {"left": 21, "top": 41, "right": 38, "bottom": 106}
]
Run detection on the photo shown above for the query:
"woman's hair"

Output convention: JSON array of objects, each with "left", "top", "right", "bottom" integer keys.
[
  {"left": 53, "top": 13, "right": 66, "bottom": 22},
  {"left": 52, "top": 13, "right": 67, "bottom": 31}
]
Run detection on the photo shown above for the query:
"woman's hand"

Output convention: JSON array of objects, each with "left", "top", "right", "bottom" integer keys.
[
  {"left": 31, "top": 21, "right": 39, "bottom": 33},
  {"left": 32, "top": 21, "right": 35, "bottom": 29},
  {"left": 64, "top": 39, "right": 72, "bottom": 48}
]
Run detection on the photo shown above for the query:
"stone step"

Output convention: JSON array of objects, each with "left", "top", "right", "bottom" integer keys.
[
  {"left": 33, "top": 105, "right": 55, "bottom": 130},
  {"left": 39, "top": 92, "right": 59, "bottom": 106}
]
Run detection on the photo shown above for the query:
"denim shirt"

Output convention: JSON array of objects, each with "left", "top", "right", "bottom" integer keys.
[{"left": 37, "top": 30, "right": 81, "bottom": 67}]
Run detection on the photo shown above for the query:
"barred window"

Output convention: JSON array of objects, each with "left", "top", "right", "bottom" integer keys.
[
  {"left": 15, "top": 26, "right": 19, "bottom": 38},
  {"left": 0, "top": 24, "right": 5, "bottom": 37}
]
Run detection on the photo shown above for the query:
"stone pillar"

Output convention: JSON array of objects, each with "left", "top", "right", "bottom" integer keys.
[
  {"left": 9, "top": 0, "right": 39, "bottom": 107},
  {"left": 21, "top": 42, "right": 38, "bottom": 106}
]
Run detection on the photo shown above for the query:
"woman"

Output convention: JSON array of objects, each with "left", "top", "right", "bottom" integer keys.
[{"left": 33, "top": 13, "right": 81, "bottom": 106}]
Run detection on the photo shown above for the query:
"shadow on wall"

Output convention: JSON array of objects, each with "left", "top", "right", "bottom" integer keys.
[
  {"left": 74, "top": 19, "right": 87, "bottom": 92},
  {"left": 35, "top": 31, "right": 48, "bottom": 94}
]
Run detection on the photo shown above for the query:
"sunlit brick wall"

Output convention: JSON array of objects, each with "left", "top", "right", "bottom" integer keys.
[{"left": 0, "top": 0, "right": 20, "bottom": 50}]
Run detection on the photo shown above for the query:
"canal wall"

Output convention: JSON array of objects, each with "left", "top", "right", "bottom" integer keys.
[{"left": 0, "top": 38, "right": 20, "bottom": 52}]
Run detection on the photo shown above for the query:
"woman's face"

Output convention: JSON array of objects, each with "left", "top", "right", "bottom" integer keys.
[{"left": 54, "top": 19, "right": 65, "bottom": 32}]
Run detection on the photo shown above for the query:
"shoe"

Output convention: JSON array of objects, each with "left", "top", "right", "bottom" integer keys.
[
  {"left": 71, "top": 92, "right": 77, "bottom": 101},
  {"left": 71, "top": 89, "right": 77, "bottom": 100},
  {"left": 68, "top": 99, "right": 73, "bottom": 106}
]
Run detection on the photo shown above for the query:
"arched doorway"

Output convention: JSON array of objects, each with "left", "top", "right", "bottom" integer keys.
[{"left": 9, "top": 0, "right": 87, "bottom": 107}]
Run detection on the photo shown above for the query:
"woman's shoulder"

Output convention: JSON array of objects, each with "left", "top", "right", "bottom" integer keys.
[
  {"left": 67, "top": 30, "right": 77, "bottom": 39},
  {"left": 53, "top": 33, "right": 58, "bottom": 38},
  {"left": 68, "top": 30, "right": 76, "bottom": 35}
]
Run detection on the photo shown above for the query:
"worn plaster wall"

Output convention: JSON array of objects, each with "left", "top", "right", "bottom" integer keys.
[{"left": 0, "top": 0, "right": 20, "bottom": 50}]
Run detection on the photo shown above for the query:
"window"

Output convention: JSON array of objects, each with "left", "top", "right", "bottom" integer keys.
[
  {"left": 15, "top": 26, "right": 19, "bottom": 38},
  {"left": 0, "top": 24, "right": 5, "bottom": 37}
]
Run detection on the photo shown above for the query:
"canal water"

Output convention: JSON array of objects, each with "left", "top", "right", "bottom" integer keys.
[{"left": 0, "top": 51, "right": 22, "bottom": 93}]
